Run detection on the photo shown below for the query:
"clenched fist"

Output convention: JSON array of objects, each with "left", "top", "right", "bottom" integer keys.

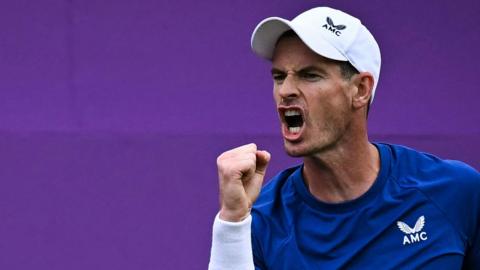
[{"left": 217, "top": 143, "right": 271, "bottom": 222}]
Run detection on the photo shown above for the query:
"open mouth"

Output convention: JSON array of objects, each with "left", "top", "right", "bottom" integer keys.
[{"left": 283, "top": 109, "right": 304, "bottom": 134}]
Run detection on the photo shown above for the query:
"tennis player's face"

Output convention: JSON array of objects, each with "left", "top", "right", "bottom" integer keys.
[{"left": 271, "top": 36, "right": 355, "bottom": 157}]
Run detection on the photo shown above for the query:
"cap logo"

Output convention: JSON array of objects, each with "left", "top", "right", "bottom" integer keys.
[{"left": 322, "top": 17, "right": 346, "bottom": 36}]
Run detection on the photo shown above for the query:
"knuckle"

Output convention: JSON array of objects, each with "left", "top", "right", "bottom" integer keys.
[
  {"left": 216, "top": 156, "right": 226, "bottom": 168},
  {"left": 246, "top": 159, "right": 256, "bottom": 169},
  {"left": 223, "top": 163, "right": 234, "bottom": 173}
]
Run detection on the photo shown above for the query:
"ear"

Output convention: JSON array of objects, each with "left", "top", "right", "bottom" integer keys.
[{"left": 352, "top": 72, "right": 374, "bottom": 110}]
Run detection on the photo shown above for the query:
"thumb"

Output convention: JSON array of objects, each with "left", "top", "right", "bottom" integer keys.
[{"left": 255, "top": 150, "right": 271, "bottom": 176}]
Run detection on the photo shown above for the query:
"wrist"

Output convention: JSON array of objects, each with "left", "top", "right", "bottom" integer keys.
[{"left": 219, "top": 207, "right": 251, "bottom": 222}]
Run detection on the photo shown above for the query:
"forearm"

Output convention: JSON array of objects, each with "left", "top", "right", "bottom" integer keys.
[{"left": 208, "top": 213, "right": 254, "bottom": 270}]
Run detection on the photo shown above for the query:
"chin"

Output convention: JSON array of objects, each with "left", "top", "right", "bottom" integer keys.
[
  {"left": 283, "top": 139, "right": 333, "bottom": 158},
  {"left": 283, "top": 141, "right": 311, "bottom": 157},
  {"left": 285, "top": 149, "right": 305, "bottom": 157}
]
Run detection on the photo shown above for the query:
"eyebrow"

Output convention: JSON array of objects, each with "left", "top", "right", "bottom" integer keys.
[
  {"left": 270, "top": 65, "right": 328, "bottom": 75},
  {"left": 270, "top": 67, "right": 284, "bottom": 75}
]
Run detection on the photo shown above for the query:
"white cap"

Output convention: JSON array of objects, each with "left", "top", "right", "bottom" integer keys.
[{"left": 251, "top": 7, "right": 381, "bottom": 103}]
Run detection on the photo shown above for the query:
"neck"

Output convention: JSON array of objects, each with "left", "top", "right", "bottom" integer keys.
[{"left": 302, "top": 133, "right": 380, "bottom": 204}]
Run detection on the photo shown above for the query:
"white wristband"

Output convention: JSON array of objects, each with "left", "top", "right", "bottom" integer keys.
[{"left": 208, "top": 213, "right": 255, "bottom": 270}]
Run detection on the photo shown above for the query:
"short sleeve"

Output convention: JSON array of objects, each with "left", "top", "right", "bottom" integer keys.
[
  {"left": 252, "top": 229, "right": 267, "bottom": 270},
  {"left": 461, "top": 166, "right": 480, "bottom": 269},
  {"left": 463, "top": 230, "right": 480, "bottom": 269}
]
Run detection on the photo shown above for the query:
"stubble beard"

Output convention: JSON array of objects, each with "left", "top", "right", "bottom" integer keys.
[
  {"left": 283, "top": 122, "right": 347, "bottom": 158},
  {"left": 283, "top": 138, "right": 335, "bottom": 158}
]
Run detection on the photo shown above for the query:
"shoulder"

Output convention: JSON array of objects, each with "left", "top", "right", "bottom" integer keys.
[
  {"left": 251, "top": 165, "right": 302, "bottom": 229},
  {"left": 381, "top": 143, "right": 480, "bottom": 241},
  {"left": 381, "top": 143, "right": 480, "bottom": 189},
  {"left": 250, "top": 165, "right": 301, "bottom": 258},
  {"left": 253, "top": 165, "right": 300, "bottom": 211}
]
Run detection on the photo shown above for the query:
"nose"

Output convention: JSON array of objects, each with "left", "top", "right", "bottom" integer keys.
[{"left": 277, "top": 73, "right": 300, "bottom": 101}]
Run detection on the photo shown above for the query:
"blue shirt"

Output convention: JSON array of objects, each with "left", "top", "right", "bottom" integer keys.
[{"left": 251, "top": 143, "right": 480, "bottom": 269}]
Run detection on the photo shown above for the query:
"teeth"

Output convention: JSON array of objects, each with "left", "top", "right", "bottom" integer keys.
[
  {"left": 289, "top": 127, "right": 301, "bottom": 133},
  {"left": 285, "top": 110, "right": 301, "bottom": 116}
]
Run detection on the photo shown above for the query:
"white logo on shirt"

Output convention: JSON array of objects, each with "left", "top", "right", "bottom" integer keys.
[{"left": 397, "top": 215, "right": 428, "bottom": 245}]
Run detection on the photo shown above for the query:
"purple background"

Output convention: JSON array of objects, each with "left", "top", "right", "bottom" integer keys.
[{"left": 0, "top": 0, "right": 478, "bottom": 269}]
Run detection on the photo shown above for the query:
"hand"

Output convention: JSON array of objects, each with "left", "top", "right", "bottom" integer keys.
[{"left": 216, "top": 143, "right": 271, "bottom": 222}]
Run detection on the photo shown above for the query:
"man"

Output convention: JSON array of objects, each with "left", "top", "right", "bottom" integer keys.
[{"left": 209, "top": 7, "right": 480, "bottom": 269}]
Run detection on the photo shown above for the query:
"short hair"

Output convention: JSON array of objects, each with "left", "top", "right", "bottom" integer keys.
[
  {"left": 338, "top": 61, "right": 359, "bottom": 80},
  {"left": 277, "top": 30, "right": 359, "bottom": 81}
]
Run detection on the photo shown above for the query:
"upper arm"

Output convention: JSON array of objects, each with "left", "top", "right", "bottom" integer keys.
[
  {"left": 458, "top": 165, "right": 480, "bottom": 268},
  {"left": 463, "top": 167, "right": 480, "bottom": 269},
  {"left": 463, "top": 231, "right": 480, "bottom": 269},
  {"left": 252, "top": 227, "right": 267, "bottom": 270},
  {"left": 415, "top": 161, "right": 480, "bottom": 267}
]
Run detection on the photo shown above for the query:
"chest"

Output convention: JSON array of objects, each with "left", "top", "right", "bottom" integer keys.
[{"left": 257, "top": 198, "right": 466, "bottom": 269}]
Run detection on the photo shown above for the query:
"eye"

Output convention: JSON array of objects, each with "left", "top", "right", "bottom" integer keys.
[
  {"left": 299, "top": 72, "right": 321, "bottom": 81},
  {"left": 272, "top": 73, "right": 286, "bottom": 83}
]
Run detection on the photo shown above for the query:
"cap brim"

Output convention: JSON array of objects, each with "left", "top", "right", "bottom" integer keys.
[{"left": 251, "top": 17, "right": 347, "bottom": 61}]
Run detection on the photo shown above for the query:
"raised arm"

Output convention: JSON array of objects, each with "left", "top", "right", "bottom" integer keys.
[{"left": 208, "top": 143, "right": 270, "bottom": 270}]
